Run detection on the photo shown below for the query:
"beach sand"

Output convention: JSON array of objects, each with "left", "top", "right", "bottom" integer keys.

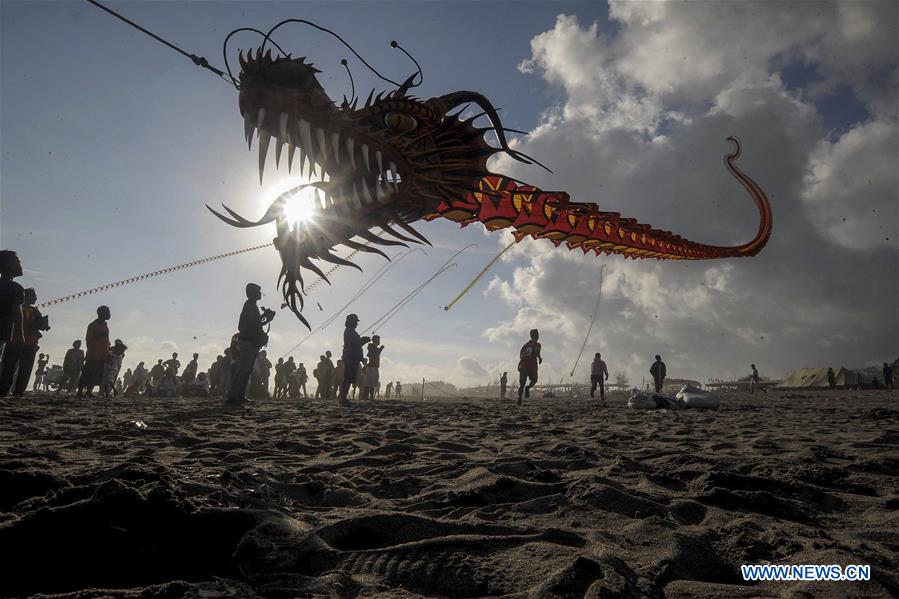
[{"left": 1, "top": 390, "right": 897, "bottom": 598}]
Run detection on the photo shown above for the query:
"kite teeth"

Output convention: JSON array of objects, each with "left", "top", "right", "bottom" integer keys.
[
  {"left": 316, "top": 127, "right": 328, "bottom": 162},
  {"left": 298, "top": 119, "right": 314, "bottom": 163},
  {"left": 361, "top": 144, "right": 370, "bottom": 171},
  {"left": 279, "top": 112, "right": 288, "bottom": 142},
  {"left": 388, "top": 161, "right": 399, "bottom": 191},
  {"left": 287, "top": 143, "right": 296, "bottom": 173},
  {"left": 346, "top": 137, "right": 356, "bottom": 169},
  {"left": 243, "top": 112, "right": 254, "bottom": 145},
  {"left": 331, "top": 131, "right": 340, "bottom": 165},
  {"left": 361, "top": 180, "right": 374, "bottom": 204},
  {"left": 258, "top": 128, "right": 271, "bottom": 184},
  {"left": 352, "top": 183, "right": 363, "bottom": 209}
]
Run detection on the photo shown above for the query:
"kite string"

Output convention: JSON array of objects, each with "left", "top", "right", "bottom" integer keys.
[
  {"left": 363, "top": 244, "right": 478, "bottom": 333},
  {"left": 568, "top": 265, "right": 606, "bottom": 378},
  {"left": 365, "top": 263, "right": 457, "bottom": 334},
  {"left": 443, "top": 240, "right": 516, "bottom": 311},
  {"left": 37, "top": 242, "right": 273, "bottom": 309},
  {"left": 36, "top": 241, "right": 364, "bottom": 310},
  {"left": 84, "top": 0, "right": 233, "bottom": 84},
  {"left": 279, "top": 248, "right": 424, "bottom": 358}
]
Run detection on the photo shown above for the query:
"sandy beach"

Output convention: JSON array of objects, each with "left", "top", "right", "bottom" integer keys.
[{"left": 1, "top": 390, "right": 897, "bottom": 598}]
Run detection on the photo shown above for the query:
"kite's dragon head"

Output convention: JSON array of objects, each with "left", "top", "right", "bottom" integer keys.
[{"left": 209, "top": 46, "right": 539, "bottom": 328}]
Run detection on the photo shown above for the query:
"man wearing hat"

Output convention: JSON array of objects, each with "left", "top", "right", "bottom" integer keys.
[
  {"left": 227, "top": 283, "right": 275, "bottom": 405},
  {"left": 338, "top": 313, "right": 370, "bottom": 405}
]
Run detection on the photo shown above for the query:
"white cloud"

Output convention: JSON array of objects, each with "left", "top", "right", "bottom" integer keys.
[
  {"left": 802, "top": 120, "right": 898, "bottom": 251},
  {"left": 484, "top": 5, "right": 898, "bottom": 384}
]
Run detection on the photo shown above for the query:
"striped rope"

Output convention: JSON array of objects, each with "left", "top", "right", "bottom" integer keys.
[
  {"left": 443, "top": 241, "right": 515, "bottom": 311},
  {"left": 37, "top": 243, "right": 274, "bottom": 309}
]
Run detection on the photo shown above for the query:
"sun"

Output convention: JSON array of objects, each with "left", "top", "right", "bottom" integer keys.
[{"left": 282, "top": 186, "right": 319, "bottom": 229}]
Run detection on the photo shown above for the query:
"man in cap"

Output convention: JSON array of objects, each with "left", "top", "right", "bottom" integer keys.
[
  {"left": 227, "top": 283, "right": 274, "bottom": 405},
  {"left": 338, "top": 313, "right": 370, "bottom": 405}
]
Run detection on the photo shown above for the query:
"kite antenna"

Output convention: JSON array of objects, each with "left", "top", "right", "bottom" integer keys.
[
  {"left": 390, "top": 40, "right": 423, "bottom": 91},
  {"left": 341, "top": 58, "right": 356, "bottom": 104},
  {"left": 259, "top": 19, "right": 404, "bottom": 88}
]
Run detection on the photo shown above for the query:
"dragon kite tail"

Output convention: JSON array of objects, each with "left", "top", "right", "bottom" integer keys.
[
  {"left": 213, "top": 42, "right": 773, "bottom": 325},
  {"left": 426, "top": 137, "right": 773, "bottom": 261}
]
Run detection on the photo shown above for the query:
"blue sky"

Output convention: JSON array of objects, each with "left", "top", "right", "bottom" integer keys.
[{"left": 2, "top": 1, "right": 896, "bottom": 387}]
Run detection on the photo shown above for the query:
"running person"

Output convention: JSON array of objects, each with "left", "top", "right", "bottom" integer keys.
[{"left": 517, "top": 329, "right": 542, "bottom": 405}]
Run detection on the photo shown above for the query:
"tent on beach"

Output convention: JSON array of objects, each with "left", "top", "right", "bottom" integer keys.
[{"left": 776, "top": 367, "right": 857, "bottom": 389}]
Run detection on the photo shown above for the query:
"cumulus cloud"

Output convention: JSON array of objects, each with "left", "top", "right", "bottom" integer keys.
[
  {"left": 485, "top": 5, "right": 898, "bottom": 384},
  {"left": 457, "top": 356, "right": 488, "bottom": 378},
  {"left": 802, "top": 120, "right": 898, "bottom": 251}
]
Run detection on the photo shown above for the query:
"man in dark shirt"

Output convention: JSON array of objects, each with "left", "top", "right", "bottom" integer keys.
[
  {"left": 0, "top": 250, "right": 25, "bottom": 369},
  {"left": 338, "top": 313, "right": 370, "bottom": 405},
  {"left": 77, "top": 305, "right": 111, "bottom": 398},
  {"left": 149, "top": 359, "right": 165, "bottom": 391},
  {"left": 323, "top": 350, "right": 335, "bottom": 399},
  {"left": 33, "top": 353, "right": 49, "bottom": 391},
  {"left": 182, "top": 353, "right": 199, "bottom": 384},
  {"left": 1, "top": 287, "right": 46, "bottom": 396},
  {"left": 884, "top": 363, "right": 894, "bottom": 391},
  {"left": 517, "top": 329, "right": 542, "bottom": 405},
  {"left": 650, "top": 355, "right": 666, "bottom": 393},
  {"left": 750, "top": 364, "right": 761, "bottom": 394},
  {"left": 227, "top": 283, "right": 274, "bottom": 405},
  {"left": 164, "top": 352, "right": 181, "bottom": 377},
  {"left": 591, "top": 353, "right": 609, "bottom": 401},
  {"left": 59, "top": 340, "right": 84, "bottom": 394},
  {"left": 365, "top": 336, "right": 384, "bottom": 401}
]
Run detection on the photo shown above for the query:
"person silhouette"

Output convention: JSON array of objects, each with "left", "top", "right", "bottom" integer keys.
[
  {"left": 0, "top": 250, "right": 25, "bottom": 371},
  {"left": 650, "top": 355, "right": 666, "bottom": 393},
  {"left": 517, "top": 329, "right": 542, "bottom": 405},
  {"left": 591, "top": 353, "right": 609, "bottom": 401},
  {"left": 76, "top": 306, "right": 111, "bottom": 398},
  {"left": 338, "top": 314, "right": 370, "bottom": 405},
  {"left": 227, "top": 283, "right": 274, "bottom": 405},
  {"left": 59, "top": 341, "right": 85, "bottom": 394}
]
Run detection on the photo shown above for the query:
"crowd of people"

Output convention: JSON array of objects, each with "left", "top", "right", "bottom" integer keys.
[
  {"left": 0, "top": 266, "right": 407, "bottom": 403},
  {"left": 3, "top": 250, "right": 897, "bottom": 403}
]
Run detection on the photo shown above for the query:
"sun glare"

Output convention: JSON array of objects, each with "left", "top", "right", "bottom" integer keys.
[{"left": 282, "top": 186, "right": 318, "bottom": 230}]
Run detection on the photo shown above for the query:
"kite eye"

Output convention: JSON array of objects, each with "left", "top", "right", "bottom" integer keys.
[{"left": 384, "top": 112, "right": 418, "bottom": 134}]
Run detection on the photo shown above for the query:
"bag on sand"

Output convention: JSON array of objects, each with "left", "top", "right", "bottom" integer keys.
[
  {"left": 675, "top": 385, "right": 720, "bottom": 409},
  {"left": 627, "top": 390, "right": 684, "bottom": 410}
]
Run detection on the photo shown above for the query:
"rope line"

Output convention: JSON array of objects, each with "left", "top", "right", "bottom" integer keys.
[
  {"left": 568, "top": 265, "right": 606, "bottom": 378},
  {"left": 425, "top": 381, "right": 463, "bottom": 398},
  {"left": 37, "top": 243, "right": 273, "bottom": 309},
  {"left": 279, "top": 248, "right": 422, "bottom": 358},
  {"left": 365, "top": 264, "right": 456, "bottom": 334},
  {"left": 85, "top": 0, "right": 233, "bottom": 85},
  {"left": 36, "top": 241, "right": 369, "bottom": 310},
  {"left": 443, "top": 241, "right": 516, "bottom": 311},
  {"left": 362, "top": 244, "right": 478, "bottom": 334}
]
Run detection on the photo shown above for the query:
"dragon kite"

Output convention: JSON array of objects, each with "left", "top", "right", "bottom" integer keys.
[{"left": 209, "top": 38, "right": 772, "bottom": 328}]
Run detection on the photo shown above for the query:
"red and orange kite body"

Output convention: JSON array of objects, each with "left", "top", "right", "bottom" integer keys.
[{"left": 210, "top": 48, "right": 772, "bottom": 327}]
